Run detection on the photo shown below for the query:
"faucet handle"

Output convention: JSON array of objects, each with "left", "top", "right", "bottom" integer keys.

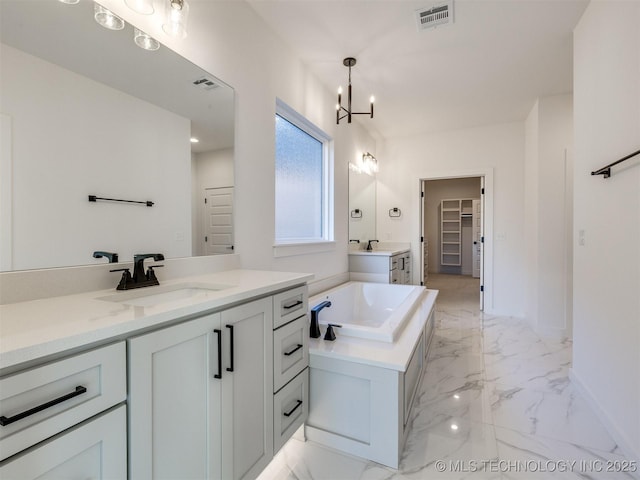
[
  {"left": 110, "top": 268, "right": 132, "bottom": 291},
  {"left": 324, "top": 323, "right": 342, "bottom": 341},
  {"left": 146, "top": 265, "right": 164, "bottom": 282}
]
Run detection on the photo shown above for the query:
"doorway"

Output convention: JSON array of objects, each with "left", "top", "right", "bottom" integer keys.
[
  {"left": 202, "top": 186, "right": 234, "bottom": 255},
  {"left": 420, "top": 176, "right": 485, "bottom": 310}
]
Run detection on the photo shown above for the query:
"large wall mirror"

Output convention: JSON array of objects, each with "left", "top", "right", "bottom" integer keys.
[
  {"left": 348, "top": 164, "right": 376, "bottom": 245},
  {"left": 0, "top": 0, "right": 235, "bottom": 272}
]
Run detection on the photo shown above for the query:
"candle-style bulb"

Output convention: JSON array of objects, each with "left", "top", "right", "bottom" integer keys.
[
  {"left": 338, "top": 86, "right": 343, "bottom": 95},
  {"left": 370, "top": 95, "right": 375, "bottom": 104}
]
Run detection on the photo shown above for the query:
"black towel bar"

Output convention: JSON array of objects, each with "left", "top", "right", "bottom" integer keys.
[{"left": 591, "top": 149, "right": 640, "bottom": 179}]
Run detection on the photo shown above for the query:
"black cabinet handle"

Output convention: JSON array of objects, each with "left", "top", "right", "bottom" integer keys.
[
  {"left": 283, "top": 300, "right": 303, "bottom": 310},
  {"left": 0, "top": 386, "right": 87, "bottom": 427},
  {"left": 226, "top": 325, "right": 234, "bottom": 372},
  {"left": 214, "top": 329, "right": 222, "bottom": 379},
  {"left": 283, "top": 399, "right": 303, "bottom": 417},
  {"left": 284, "top": 344, "right": 303, "bottom": 356}
]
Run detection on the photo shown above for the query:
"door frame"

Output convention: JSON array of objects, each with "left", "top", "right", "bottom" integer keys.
[{"left": 416, "top": 168, "right": 494, "bottom": 313}]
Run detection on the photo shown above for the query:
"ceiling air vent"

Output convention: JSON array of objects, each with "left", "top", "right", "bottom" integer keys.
[
  {"left": 192, "top": 77, "right": 220, "bottom": 91},
  {"left": 415, "top": 1, "right": 454, "bottom": 31}
]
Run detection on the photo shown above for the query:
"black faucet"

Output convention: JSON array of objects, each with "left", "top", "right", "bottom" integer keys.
[
  {"left": 93, "top": 251, "right": 119, "bottom": 263},
  {"left": 366, "top": 239, "right": 379, "bottom": 251},
  {"left": 310, "top": 300, "right": 331, "bottom": 338},
  {"left": 110, "top": 253, "right": 164, "bottom": 290}
]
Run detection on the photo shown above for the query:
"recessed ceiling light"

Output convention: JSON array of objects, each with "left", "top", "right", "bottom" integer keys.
[
  {"left": 58, "top": 0, "right": 80, "bottom": 4},
  {"left": 190, "top": 137, "right": 199, "bottom": 143},
  {"left": 450, "top": 423, "right": 459, "bottom": 431}
]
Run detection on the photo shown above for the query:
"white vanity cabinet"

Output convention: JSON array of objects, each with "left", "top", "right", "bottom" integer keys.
[
  {"left": 349, "top": 250, "right": 412, "bottom": 285},
  {"left": 128, "top": 296, "right": 273, "bottom": 480}
]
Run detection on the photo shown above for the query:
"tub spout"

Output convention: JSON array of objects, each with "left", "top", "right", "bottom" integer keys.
[{"left": 310, "top": 300, "right": 332, "bottom": 338}]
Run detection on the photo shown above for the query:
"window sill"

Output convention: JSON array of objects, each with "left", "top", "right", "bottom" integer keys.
[{"left": 273, "top": 241, "right": 336, "bottom": 258}]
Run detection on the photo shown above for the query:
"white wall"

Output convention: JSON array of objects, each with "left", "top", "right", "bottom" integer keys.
[
  {"left": 377, "top": 122, "right": 525, "bottom": 316},
  {"left": 423, "top": 178, "right": 481, "bottom": 275},
  {"left": 572, "top": 1, "right": 640, "bottom": 462},
  {"left": 524, "top": 95, "right": 573, "bottom": 338},
  {"left": 1, "top": 44, "right": 192, "bottom": 270},
  {"left": 99, "top": 0, "right": 376, "bottom": 285}
]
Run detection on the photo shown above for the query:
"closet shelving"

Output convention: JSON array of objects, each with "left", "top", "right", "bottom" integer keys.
[{"left": 440, "top": 199, "right": 473, "bottom": 267}]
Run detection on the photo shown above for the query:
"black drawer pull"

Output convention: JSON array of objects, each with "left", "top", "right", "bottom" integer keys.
[
  {"left": 214, "top": 329, "right": 222, "bottom": 379},
  {"left": 283, "top": 399, "right": 303, "bottom": 417},
  {"left": 284, "top": 344, "right": 303, "bottom": 356},
  {"left": 0, "top": 386, "right": 87, "bottom": 427},
  {"left": 283, "top": 300, "right": 303, "bottom": 310}
]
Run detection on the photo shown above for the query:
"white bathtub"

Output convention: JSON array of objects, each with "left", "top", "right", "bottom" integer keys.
[{"left": 309, "top": 281, "right": 425, "bottom": 343}]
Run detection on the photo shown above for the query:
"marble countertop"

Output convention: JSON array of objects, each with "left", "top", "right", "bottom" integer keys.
[
  {"left": 309, "top": 289, "right": 437, "bottom": 372},
  {"left": 0, "top": 269, "right": 313, "bottom": 372},
  {"left": 348, "top": 248, "right": 410, "bottom": 257}
]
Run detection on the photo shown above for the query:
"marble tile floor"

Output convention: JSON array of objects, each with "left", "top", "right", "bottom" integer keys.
[{"left": 258, "top": 274, "right": 637, "bottom": 480}]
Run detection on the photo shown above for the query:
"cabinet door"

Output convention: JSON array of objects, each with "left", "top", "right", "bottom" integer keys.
[
  {"left": 128, "top": 313, "right": 222, "bottom": 480},
  {"left": 221, "top": 297, "right": 273, "bottom": 480},
  {"left": 0, "top": 405, "right": 126, "bottom": 480}
]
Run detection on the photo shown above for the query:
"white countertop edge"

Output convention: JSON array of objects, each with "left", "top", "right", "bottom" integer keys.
[
  {"left": 308, "top": 289, "right": 438, "bottom": 372},
  {"left": 0, "top": 269, "right": 313, "bottom": 372}
]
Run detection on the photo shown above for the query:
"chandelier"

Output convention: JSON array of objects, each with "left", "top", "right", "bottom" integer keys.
[{"left": 336, "top": 57, "right": 374, "bottom": 124}]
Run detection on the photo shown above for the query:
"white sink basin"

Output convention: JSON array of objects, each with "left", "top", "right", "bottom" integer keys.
[{"left": 98, "top": 283, "right": 233, "bottom": 307}]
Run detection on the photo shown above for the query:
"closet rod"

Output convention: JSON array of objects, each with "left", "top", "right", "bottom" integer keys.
[{"left": 591, "top": 149, "right": 640, "bottom": 179}]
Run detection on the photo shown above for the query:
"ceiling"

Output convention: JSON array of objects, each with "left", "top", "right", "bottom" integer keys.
[{"left": 247, "top": 0, "right": 589, "bottom": 140}]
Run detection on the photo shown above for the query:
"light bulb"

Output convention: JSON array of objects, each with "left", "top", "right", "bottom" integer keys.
[
  {"left": 94, "top": 4, "right": 125, "bottom": 30},
  {"left": 163, "top": 0, "right": 189, "bottom": 38},
  {"left": 370, "top": 95, "right": 375, "bottom": 104},
  {"left": 134, "top": 29, "right": 160, "bottom": 51},
  {"left": 125, "top": 0, "right": 154, "bottom": 15}
]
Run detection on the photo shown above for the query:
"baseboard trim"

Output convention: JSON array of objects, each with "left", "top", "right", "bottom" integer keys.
[{"left": 569, "top": 368, "right": 640, "bottom": 475}]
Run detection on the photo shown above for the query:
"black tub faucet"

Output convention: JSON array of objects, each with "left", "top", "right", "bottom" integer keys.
[{"left": 310, "top": 300, "right": 331, "bottom": 338}]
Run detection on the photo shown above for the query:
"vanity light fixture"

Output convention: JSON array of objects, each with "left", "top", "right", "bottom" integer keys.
[
  {"left": 362, "top": 152, "right": 378, "bottom": 174},
  {"left": 134, "top": 28, "right": 160, "bottom": 51},
  {"left": 94, "top": 4, "right": 125, "bottom": 30},
  {"left": 125, "top": 0, "right": 154, "bottom": 15},
  {"left": 336, "top": 57, "right": 374, "bottom": 124},
  {"left": 162, "top": 0, "right": 189, "bottom": 39}
]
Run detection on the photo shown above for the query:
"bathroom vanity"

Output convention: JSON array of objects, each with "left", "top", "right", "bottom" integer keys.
[
  {"left": 349, "top": 247, "right": 412, "bottom": 285},
  {"left": 0, "top": 270, "right": 311, "bottom": 480}
]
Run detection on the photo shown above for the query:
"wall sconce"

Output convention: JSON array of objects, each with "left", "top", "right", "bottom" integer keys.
[
  {"left": 163, "top": 0, "right": 190, "bottom": 38},
  {"left": 125, "top": 0, "right": 154, "bottom": 15},
  {"left": 336, "top": 57, "right": 374, "bottom": 124},
  {"left": 94, "top": 4, "right": 125, "bottom": 30}
]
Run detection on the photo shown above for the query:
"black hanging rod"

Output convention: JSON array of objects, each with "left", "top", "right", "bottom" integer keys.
[
  {"left": 591, "top": 149, "right": 640, "bottom": 179},
  {"left": 88, "top": 195, "right": 154, "bottom": 207}
]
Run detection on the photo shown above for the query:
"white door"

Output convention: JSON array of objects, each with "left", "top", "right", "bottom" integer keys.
[
  {"left": 472, "top": 199, "right": 482, "bottom": 279},
  {"left": 204, "top": 186, "right": 234, "bottom": 255}
]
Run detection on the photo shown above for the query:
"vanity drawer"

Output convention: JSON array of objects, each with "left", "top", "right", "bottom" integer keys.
[
  {"left": 0, "top": 342, "right": 126, "bottom": 461},
  {"left": 273, "top": 368, "right": 308, "bottom": 454},
  {"left": 273, "top": 285, "right": 308, "bottom": 329},
  {"left": 273, "top": 315, "right": 309, "bottom": 392}
]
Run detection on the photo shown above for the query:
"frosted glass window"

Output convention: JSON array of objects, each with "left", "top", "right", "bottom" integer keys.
[{"left": 275, "top": 101, "right": 332, "bottom": 244}]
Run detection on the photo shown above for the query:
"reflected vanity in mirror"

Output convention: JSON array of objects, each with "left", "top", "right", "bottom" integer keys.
[
  {"left": 0, "top": 0, "right": 235, "bottom": 272},
  {"left": 348, "top": 154, "right": 377, "bottom": 247}
]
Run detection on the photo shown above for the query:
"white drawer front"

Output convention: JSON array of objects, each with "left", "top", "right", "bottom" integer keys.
[
  {"left": 0, "top": 405, "right": 127, "bottom": 479},
  {"left": 0, "top": 342, "right": 126, "bottom": 461},
  {"left": 273, "top": 285, "right": 308, "bottom": 329},
  {"left": 273, "top": 315, "right": 309, "bottom": 393},
  {"left": 274, "top": 368, "right": 308, "bottom": 453}
]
